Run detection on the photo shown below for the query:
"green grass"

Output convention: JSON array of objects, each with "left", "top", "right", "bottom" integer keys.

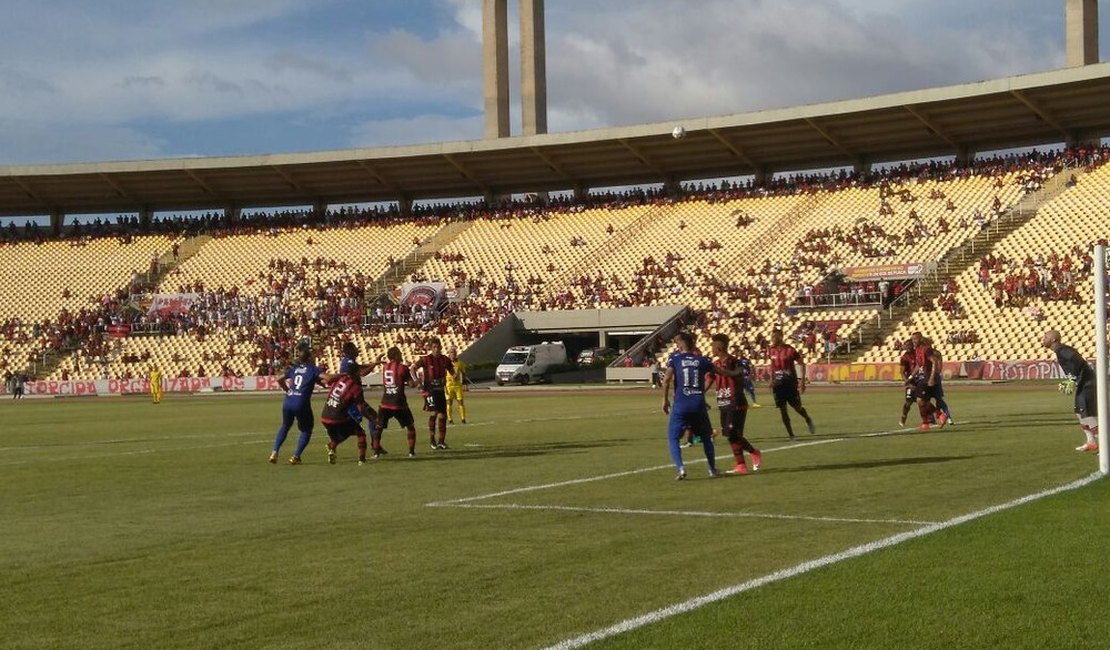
[{"left": 0, "top": 385, "right": 1105, "bottom": 649}]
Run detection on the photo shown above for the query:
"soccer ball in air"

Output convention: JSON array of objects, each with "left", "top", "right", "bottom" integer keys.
[{"left": 672, "top": 126, "right": 686, "bottom": 139}]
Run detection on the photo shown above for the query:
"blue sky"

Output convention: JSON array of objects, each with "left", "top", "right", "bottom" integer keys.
[{"left": 0, "top": 0, "right": 1105, "bottom": 165}]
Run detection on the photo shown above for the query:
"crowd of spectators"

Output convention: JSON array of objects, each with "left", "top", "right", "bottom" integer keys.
[{"left": 4, "top": 144, "right": 1109, "bottom": 379}]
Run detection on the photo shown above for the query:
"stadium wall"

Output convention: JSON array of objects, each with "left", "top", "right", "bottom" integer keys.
[{"left": 17, "top": 360, "right": 1071, "bottom": 397}]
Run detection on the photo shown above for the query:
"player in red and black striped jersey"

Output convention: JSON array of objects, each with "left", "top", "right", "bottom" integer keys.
[
  {"left": 898, "top": 340, "right": 919, "bottom": 427},
  {"left": 320, "top": 362, "right": 378, "bottom": 466},
  {"left": 909, "top": 331, "right": 945, "bottom": 430},
  {"left": 378, "top": 346, "right": 419, "bottom": 458},
  {"left": 412, "top": 337, "right": 455, "bottom": 450},
  {"left": 708, "top": 333, "right": 763, "bottom": 475},
  {"left": 767, "top": 328, "right": 815, "bottom": 441}
]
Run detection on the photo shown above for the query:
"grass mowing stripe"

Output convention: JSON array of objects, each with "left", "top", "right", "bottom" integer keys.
[
  {"left": 435, "top": 502, "right": 939, "bottom": 526},
  {"left": 541, "top": 471, "right": 1105, "bottom": 650},
  {"left": 427, "top": 438, "right": 844, "bottom": 506},
  {"left": 0, "top": 439, "right": 264, "bottom": 466}
]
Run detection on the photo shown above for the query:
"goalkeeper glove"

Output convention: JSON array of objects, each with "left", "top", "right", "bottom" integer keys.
[{"left": 1058, "top": 379, "right": 1076, "bottom": 395}]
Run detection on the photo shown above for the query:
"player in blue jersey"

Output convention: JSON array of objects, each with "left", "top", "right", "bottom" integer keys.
[
  {"left": 662, "top": 331, "right": 718, "bottom": 480},
  {"left": 269, "top": 342, "right": 328, "bottom": 465}
]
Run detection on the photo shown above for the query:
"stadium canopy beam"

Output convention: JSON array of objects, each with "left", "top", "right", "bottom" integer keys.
[
  {"left": 270, "top": 166, "right": 308, "bottom": 194},
  {"left": 529, "top": 146, "right": 573, "bottom": 183},
  {"left": 184, "top": 169, "right": 220, "bottom": 199},
  {"left": 804, "top": 117, "right": 854, "bottom": 158},
  {"left": 902, "top": 105, "right": 960, "bottom": 151},
  {"left": 1010, "top": 90, "right": 1071, "bottom": 140},
  {"left": 707, "top": 128, "right": 762, "bottom": 174},
  {"left": 442, "top": 154, "right": 488, "bottom": 193},
  {"left": 97, "top": 172, "right": 135, "bottom": 203},
  {"left": 617, "top": 139, "right": 667, "bottom": 180},
  {"left": 356, "top": 160, "right": 402, "bottom": 195},
  {"left": 7, "top": 177, "right": 47, "bottom": 209}
]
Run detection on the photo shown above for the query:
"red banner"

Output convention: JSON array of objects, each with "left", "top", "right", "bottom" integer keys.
[
  {"left": 25, "top": 375, "right": 284, "bottom": 396},
  {"left": 107, "top": 324, "right": 131, "bottom": 338}
]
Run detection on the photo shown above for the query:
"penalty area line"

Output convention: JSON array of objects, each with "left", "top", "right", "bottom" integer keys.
[
  {"left": 427, "top": 438, "right": 842, "bottom": 506},
  {"left": 541, "top": 471, "right": 1105, "bottom": 650},
  {"left": 432, "top": 502, "right": 939, "bottom": 526}
]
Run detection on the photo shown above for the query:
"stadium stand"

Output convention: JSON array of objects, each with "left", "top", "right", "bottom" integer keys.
[
  {"left": 5, "top": 147, "right": 1104, "bottom": 385},
  {"left": 862, "top": 151, "right": 1110, "bottom": 363}
]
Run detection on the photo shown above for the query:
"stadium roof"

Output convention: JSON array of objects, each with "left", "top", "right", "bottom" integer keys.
[{"left": 3, "top": 63, "right": 1110, "bottom": 217}]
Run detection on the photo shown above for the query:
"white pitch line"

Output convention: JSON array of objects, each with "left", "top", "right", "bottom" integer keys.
[
  {"left": 542, "top": 471, "right": 1104, "bottom": 650},
  {"left": 427, "top": 438, "right": 842, "bottom": 506},
  {"left": 433, "top": 502, "right": 939, "bottom": 526}
]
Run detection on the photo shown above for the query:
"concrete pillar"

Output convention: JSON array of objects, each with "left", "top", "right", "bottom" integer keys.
[
  {"left": 1066, "top": 0, "right": 1099, "bottom": 67},
  {"left": 139, "top": 206, "right": 153, "bottom": 230},
  {"left": 520, "top": 0, "right": 547, "bottom": 136},
  {"left": 225, "top": 205, "right": 241, "bottom": 222},
  {"left": 50, "top": 208, "right": 63, "bottom": 237},
  {"left": 955, "top": 146, "right": 973, "bottom": 167},
  {"left": 398, "top": 195, "right": 413, "bottom": 217},
  {"left": 483, "top": 0, "right": 510, "bottom": 138},
  {"left": 312, "top": 198, "right": 328, "bottom": 217},
  {"left": 753, "top": 168, "right": 769, "bottom": 186},
  {"left": 852, "top": 157, "right": 871, "bottom": 175},
  {"left": 598, "top": 330, "right": 608, "bottom": 348},
  {"left": 573, "top": 184, "right": 590, "bottom": 202}
]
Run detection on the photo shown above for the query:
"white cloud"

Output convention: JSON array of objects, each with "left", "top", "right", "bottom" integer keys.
[
  {"left": 0, "top": 120, "right": 167, "bottom": 164},
  {"left": 0, "top": 0, "right": 1085, "bottom": 164}
]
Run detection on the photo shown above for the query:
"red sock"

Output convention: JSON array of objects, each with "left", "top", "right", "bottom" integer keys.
[
  {"left": 407, "top": 428, "right": 416, "bottom": 452},
  {"left": 918, "top": 401, "right": 934, "bottom": 424},
  {"left": 437, "top": 418, "right": 447, "bottom": 444},
  {"left": 356, "top": 434, "right": 367, "bottom": 460},
  {"left": 729, "top": 441, "right": 745, "bottom": 466}
]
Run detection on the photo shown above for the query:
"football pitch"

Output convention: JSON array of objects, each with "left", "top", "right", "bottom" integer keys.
[{"left": 1, "top": 385, "right": 1107, "bottom": 649}]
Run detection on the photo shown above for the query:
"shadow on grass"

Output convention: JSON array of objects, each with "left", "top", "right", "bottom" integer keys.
[
  {"left": 374, "top": 438, "right": 635, "bottom": 462},
  {"left": 763, "top": 454, "right": 982, "bottom": 473}
]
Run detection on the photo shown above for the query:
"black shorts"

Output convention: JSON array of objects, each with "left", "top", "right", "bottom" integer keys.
[
  {"left": 923, "top": 384, "right": 944, "bottom": 400},
  {"left": 379, "top": 407, "right": 415, "bottom": 430},
  {"left": 324, "top": 420, "right": 363, "bottom": 444},
  {"left": 772, "top": 380, "right": 801, "bottom": 408},
  {"left": 423, "top": 390, "right": 447, "bottom": 414},
  {"left": 718, "top": 407, "right": 747, "bottom": 440},
  {"left": 1075, "top": 385, "right": 1098, "bottom": 419}
]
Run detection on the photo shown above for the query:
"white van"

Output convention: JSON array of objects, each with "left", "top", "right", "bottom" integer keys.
[{"left": 495, "top": 342, "right": 567, "bottom": 385}]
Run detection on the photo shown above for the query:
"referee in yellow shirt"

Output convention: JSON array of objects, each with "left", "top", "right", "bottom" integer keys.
[{"left": 445, "top": 347, "right": 467, "bottom": 424}]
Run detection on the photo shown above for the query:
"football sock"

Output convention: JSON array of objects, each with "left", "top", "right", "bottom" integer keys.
[
  {"left": 293, "top": 430, "right": 312, "bottom": 458},
  {"left": 668, "top": 432, "right": 684, "bottom": 469},
  {"left": 701, "top": 436, "right": 716, "bottom": 473},
  {"left": 780, "top": 410, "right": 795, "bottom": 437},
  {"left": 729, "top": 441, "right": 745, "bottom": 465},
  {"left": 901, "top": 401, "right": 913, "bottom": 420},
  {"left": 272, "top": 425, "right": 291, "bottom": 454},
  {"left": 459, "top": 403, "right": 466, "bottom": 421},
  {"left": 917, "top": 401, "right": 934, "bottom": 423},
  {"left": 406, "top": 428, "right": 416, "bottom": 452},
  {"left": 356, "top": 434, "right": 367, "bottom": 461},
  {"left": 370, "top": 431, "right": 382, "bottom": 452}
]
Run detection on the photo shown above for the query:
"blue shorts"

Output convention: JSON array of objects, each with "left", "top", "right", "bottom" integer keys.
[
  {"left": 668, "top": 408, "right": 712, "bottom": 440},
  {"left": 281, "top": 406, "right": 314, "bottom": 433}
]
